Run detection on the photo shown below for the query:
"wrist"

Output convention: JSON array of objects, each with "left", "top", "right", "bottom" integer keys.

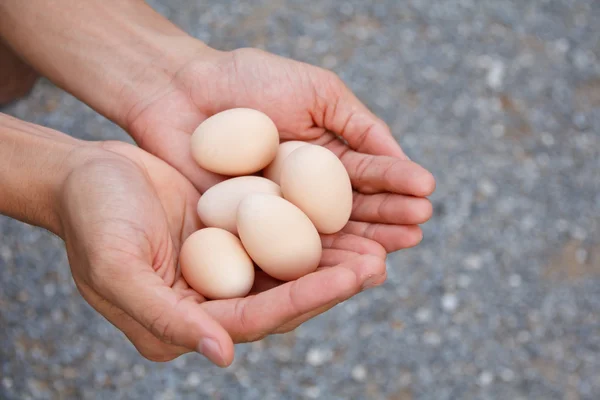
[
  {"left": 0, "top": 0, "right": 216, "bottom": 130},
  {"left": 119, "top": 38, "right": 222, "bottom": 132},
  {"left": 0, "top": 114, "right": 93, "bottom": 236}
]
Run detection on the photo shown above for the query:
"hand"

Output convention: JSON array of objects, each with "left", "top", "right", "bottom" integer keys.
[
  {"left": 58, "top": 140, "right": 388, "bottom": 365},
  {"left": 125, "top": 46, "right": 436, "bottom": 254},
  {"left": 0, "top": 1, "right": 434, "bottom": 254}
]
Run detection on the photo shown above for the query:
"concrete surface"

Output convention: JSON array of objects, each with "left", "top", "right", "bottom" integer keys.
[{"left": 1, "top": 0, "right": 599, "bottom": 399}]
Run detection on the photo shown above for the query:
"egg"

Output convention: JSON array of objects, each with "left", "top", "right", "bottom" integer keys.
[
  {"left": 262, "top": 141, "right": 310, "bottom": 184},
  {"left": 197, "top": 176, "right": 282, "bottom": 235},
  {"left": 190, "top": 108, "right": 279, "bottom": 175},
  {"left": 237, "top": 194, "right": 322, "bottom": 281},
  {"left": 180, "top": 228, "right": 255, "bottom": 299},
  {"left": 280, "top": 145, "right": 352, "bottom": 234}
]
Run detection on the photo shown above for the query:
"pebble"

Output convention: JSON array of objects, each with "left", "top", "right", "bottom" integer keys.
[
  {"left": 105, "top": 349, "right": 118, "bottom": 363},
  {"left": 185, "top": 372, "right": 201, "bottom": 387},
  {"left": 351, "top": 365, "right": 367, "bottom": 382},
  {"left": 486, "top": 60, "right": 506, "bottom": 90},
  {"left": 541, "top": 133, "right": 555, "bottom": 147},
  {"left": 2, "top": 377, "right": 13, "bottom": 389},
  {"left": 272, "top": 346, "right": 292, "bottom": 363},
  {"left": 517, "top": 331, "right": 532, "bottom": 343},
  {"left": 154, "top": 389, "right": 176, "bottom": 400},
  {"left": 304, "top": 386, "right": 321, "bottom": 399},
  {"left": 247, "top": 351, "right": 261, "bottom": 363},
  {"left": 132, "top": 364, "right": 146, "bottom": 378},
  {"left": 478, "top": 371, "right": 494, "bottom": 386},
  {"left": 478, "top": 179, "right": 498, "bottom": 197},
  {"left": 416, "top": 308, "right": 433, "bottom": 323},
  {"left": 464, "top": 255, "right": 483, "bottom": 271},
  {"left": 457, "top": 274, "right": 472, "bottom": 288},
  {"left": 509, "top": 274, "right": 522, "bottom": 288},
  {"left": 43, "top": 283, "right": 56, "bottom": 297},
  {"left": 575, "top": 248, "right": 588, "bottom": 265},
  {"left": 306, "top": 348, "right": 332, "bottom": 366},
  {"left": 500, "top": 368, "right": 516, "bottom": 382},
  {"left": 491, "top": 124, "right": 506, "bottom": 138},
  {"left": 0, "top": 245, "right": 12, "bottom": 261},
  {"left": 441, "top": 294, "right": 459, "bottom": 312},
  {"left": 423, "top": 331, "right": 442, "bottom": 346}
]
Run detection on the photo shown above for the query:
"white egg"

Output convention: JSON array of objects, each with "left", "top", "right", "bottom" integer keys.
[
  {"left": 197, "top": 176, "right": 281, "bottom": 235},
  {"left": 262, "top": 141, "right": 310, "bottom": 184},
  {"left": 237, "top": 194, "right": 322, "bottom": 281},
  {"left": 280, "top": 145, "right": 352, "bottom": 234},
  {"left": 180, "top": 228, "right": 255, "bottom": 299},
  {"left": 190, "top": 108, "right": 279, "bottom": 175}
]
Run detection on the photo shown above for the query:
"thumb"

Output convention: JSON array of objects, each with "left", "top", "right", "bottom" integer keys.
[
  {"left": 97, "top": 265, "right": 235, "bottom": 367},
  {"left": 317, "top": 72, "right": 409, "bottom": 160}
]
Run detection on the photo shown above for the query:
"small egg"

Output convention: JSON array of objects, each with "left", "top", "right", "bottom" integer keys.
[
  {"left": 237, "top": 194, "right": 322, "bottom": 281},
  {"left": 197, "top": 176, "right": 282, "bottom": 235},
  {"left": 280, "top": 145, "right": 352, "bottom": 234},
  {"left": 190, "top": 108, "right": 279, "bottom": 175},
  {"left": 180, "top": 228, "right": 255, "bottom": 299},
  {"left": 262, "top": 141, "right": 310, "bottom": 184}
]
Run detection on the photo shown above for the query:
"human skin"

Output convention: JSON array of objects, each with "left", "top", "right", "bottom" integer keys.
[
  {"left": 0, "top": 0, "right": 436, "bottom": 365},
  {"left": 0, "top": 113, "right": 389, "bottom": 366},
  {"left": 0, "top": 1, "right": 435, "bottom": 242},
  {"left": 0, "top": 39, "right": 38, "bottom": 106}
]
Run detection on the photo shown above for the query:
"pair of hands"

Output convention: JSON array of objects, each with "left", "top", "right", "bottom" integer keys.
[{"left": 24, "top": 46, "right": 435, "bottom": 366}]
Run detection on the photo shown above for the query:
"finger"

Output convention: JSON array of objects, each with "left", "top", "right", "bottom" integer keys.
[
  {"left": 77, "top": 283, "right": 189, "bottom": 362},
  {"left": 321, "top": 232, "right": 387, "bottom": 258},
  {"left": 275, "top": 252, "right": 389, "bottom": 333},
  {"left": 325, "top": 140, "right": 435, "bottom": 196},
  {"left": 250, "top": 234, "right": 385, "bottom": 293},
  {"left": 201, "top": 254, "right": 384, "bottom": 343},
  {"left": 351, "top": 192, "right": 433, "bottom": 225},
  {"left": 342, "top": 221, "right": 423, "bottom": 253},
  {"left": 97, "top": 266, "right": 235, "bottom": 367},
  {"left": 274, "top": 299, "right": 340, "bottom": 334},
  {"left": 319, "top": 248, "right": 359, "bottom": 267},
  {"left": 135, "top": 127, "right": 226, "bottom": 193},
  {"left": 316, "top": 73, "right": 408, "bottom": 159}
]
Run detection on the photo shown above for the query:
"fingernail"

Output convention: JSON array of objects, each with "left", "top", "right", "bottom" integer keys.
[
  {"left": 197, "top": 338, "right": 225, "bottom": 367},
  {"left": 361, "top": 275, "right": 380, "bottom": 290}
]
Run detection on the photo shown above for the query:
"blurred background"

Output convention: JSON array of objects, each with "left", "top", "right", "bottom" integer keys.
[{"left": 1, "top": 0, "right": 599, "bottom": 399}]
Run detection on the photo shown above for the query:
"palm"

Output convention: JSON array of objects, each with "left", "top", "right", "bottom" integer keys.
[
  {"left": 127, "top": 47, "right": 435, "bottom": 254},
  {"left": 61, "top": 142, "right": 388, "bottom": 363}
]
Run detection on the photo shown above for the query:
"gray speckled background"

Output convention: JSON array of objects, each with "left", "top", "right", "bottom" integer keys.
[{"left": 2, "top": 0, "right": 600, "bottom": 399}]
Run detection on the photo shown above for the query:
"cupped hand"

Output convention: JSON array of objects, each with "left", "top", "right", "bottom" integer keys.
[
  {"left": 58, "top": 140, "right": 387, "bottom": 366},
  {"left": 126, "top": 46, "right": 436, "bottom": 254}
]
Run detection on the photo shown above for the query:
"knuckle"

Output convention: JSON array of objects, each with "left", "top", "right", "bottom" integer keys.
[
  {"left": 377, "top": 270, "right": 389, "bottom": 286},
  {"left": 146, "top": 306, "right": 176, "bottom": 345},
  {"left": 354, "top": 155, "right": 373, "bottom": 182},
  {"left": 233, "top": 301, "right": 263, "bottom": 342},
  {"left": 372, "top": 242, "right": 388, "bottom": 261},
  {"left": 319, "top": 69, "right": 344, "bottom": 96},
  {"left": 376, "top": 194, "right": 393, "bottom": 221},
  {"left": 138, "top": 347, "right": 181, "bottom": 362},
  {"left": 287, "top": 280, "right": 304, "bottom": 316},
  {"left": 420, "top": 199, "right": 434, "bottom": 221}
]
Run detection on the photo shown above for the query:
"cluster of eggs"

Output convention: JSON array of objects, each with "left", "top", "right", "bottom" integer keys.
[{"left": 180, "top": 108, "right": 353, "bottom": 300}]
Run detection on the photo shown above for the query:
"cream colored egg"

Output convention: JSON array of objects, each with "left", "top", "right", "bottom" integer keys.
[
  {"left": 262, "top": 141, "right": 310, "bottom": 184},
  {"left": 280, "top": 145, "right": 352, "bottom": 234},
  {"left": 237, "top": 194, "right": 322, "bottom": 281},
  {"left": 180, "top": 228, "right": 255, "bottom": 300},
  {"left": 190, "top": 108, "right": 279, "bottom": 175},
  {"left": 197, "top": 176, "right": 282, "bottom": 235}
]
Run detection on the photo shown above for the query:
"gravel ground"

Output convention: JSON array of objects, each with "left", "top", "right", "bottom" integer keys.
[{"left": 2, "top": 0, "right": 600, "bottom": 399}]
